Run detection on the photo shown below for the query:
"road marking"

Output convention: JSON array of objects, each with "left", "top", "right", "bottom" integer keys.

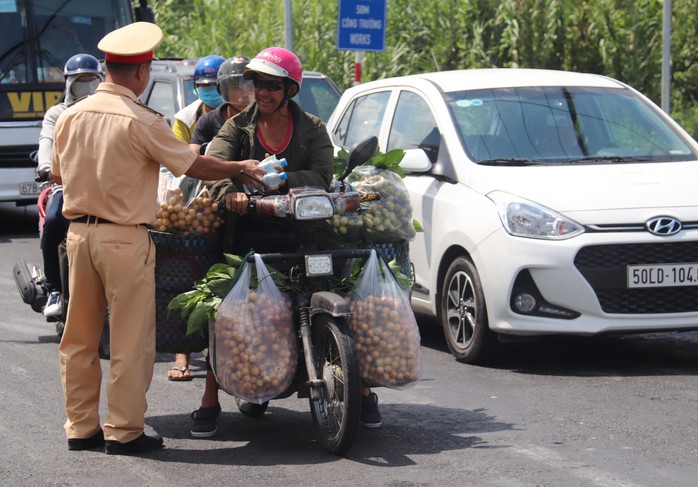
[{"left": 512, "top": 445, "right": 646, "bottom": 487}]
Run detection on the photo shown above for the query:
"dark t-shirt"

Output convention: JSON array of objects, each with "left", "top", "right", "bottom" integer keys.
[{"left": 190, "top": 104, "right": 230, "bottom": 145}]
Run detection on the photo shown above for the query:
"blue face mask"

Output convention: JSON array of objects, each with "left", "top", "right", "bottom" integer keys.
[{"left": 197, "top": 86, "right": 224, "bottom": 109}]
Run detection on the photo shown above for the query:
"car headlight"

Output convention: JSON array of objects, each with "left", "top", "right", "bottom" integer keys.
[
  {"left": 293, "top": 195, "right": 335, "bottom": 220},
  {"left": 488, "top": 191, "right": 584, "bottom": 240}
]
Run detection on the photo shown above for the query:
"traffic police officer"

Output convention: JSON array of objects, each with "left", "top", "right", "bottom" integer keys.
[{"left": 52, "top": 22, "right": 266, "bottom": 455}]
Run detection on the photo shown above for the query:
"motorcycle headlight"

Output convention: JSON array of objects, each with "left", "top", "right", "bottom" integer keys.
[
  {"left": 294, "top": 195, "right": 335, "bottom": 220},
  {"left": 488, "top": 191, "right": 584, "bottom": 240}
]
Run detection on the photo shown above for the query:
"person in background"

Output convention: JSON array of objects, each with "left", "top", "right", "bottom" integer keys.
[
  {"left": 187, "top": 46, "right": 382, "bottom": 438},
  {"left": 167, "top": 53, "right": 226, "bottom": 382},
  {"left": 172, "top": 55, "right": 226, "bottom": 143},
  {"left": 52, "top": 22, "right": 266, "bottom": 455},
  {"left": 189, "top": 55, "right": 253, "bottom": 154},
  {"left": 37, "top": 53, "right": 103, "bottom": 318}
]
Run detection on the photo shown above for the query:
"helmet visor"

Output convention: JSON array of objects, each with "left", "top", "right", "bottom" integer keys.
[{"left": 219, "top": 75, "right": 253, "bottom": 104}]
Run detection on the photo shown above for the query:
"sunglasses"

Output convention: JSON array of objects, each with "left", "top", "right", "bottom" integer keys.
[{"left": 253, "top": 79, "right": 284, "bottom": 92}]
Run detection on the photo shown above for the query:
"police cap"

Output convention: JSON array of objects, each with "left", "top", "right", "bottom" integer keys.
[{"left": 98, "top": 22, "right": 163, "bottom": 64}]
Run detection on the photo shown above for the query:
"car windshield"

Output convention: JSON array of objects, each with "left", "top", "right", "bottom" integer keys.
[
  {"left": 444, "top": 86, "right": 696, "bottom": 165},
  {"left": 294, "top": 76, "right": 340, "bottom": 122}
]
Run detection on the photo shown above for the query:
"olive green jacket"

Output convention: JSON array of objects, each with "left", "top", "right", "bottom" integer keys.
[{"left": 206, "top": 99, "right": 333, "bottom": 203}]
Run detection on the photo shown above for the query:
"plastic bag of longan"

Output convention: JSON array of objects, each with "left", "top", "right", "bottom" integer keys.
[
  {"left": 347, "top": 250, "right": 422, "bottom": 389},
  {"left": 153, "top": 170, "right": 223, "bottom": 236},
  {"left": 347, "top": 165, "right": 416, "bottom": 244},
  {"left": 210, "top": 254, "right": 297, "bottom": 403}
]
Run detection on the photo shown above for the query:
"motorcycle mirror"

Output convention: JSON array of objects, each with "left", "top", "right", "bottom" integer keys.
[{"left": 338, "top": 136, "right": 378, "bottom": 183}]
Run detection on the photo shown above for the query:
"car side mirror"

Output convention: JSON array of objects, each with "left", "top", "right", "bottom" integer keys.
[{"left": 400, "top": 148, "right": 432, "bottom": 174}]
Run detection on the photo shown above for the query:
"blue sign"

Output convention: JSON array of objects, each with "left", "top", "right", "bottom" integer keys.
[{"left": 337, "top": 0, "right": 387, "bottom": 52}]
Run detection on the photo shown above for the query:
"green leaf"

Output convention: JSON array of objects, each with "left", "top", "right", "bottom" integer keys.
[
  {"left": 206, "top": 277, "right": 233, "bottom": 298},
  {"left": 413, "top": 219, "right": 424, "bottom": 232},
  {"left": 205, "top": 263, "right": 234, "bottom": 280},
  {"left": 186, "top": 300, "right": 216, "bottom": 336},
  {"left": 167, "top": 289, "right": 200, "bottom": 312},
  {"left": 223, "top": 253, "right": 243, "bottom": 268},
  {"left": 394, "top": 272, "right": 414, "bottom": 290},
  {"left": 381, "top": 149, "right": 406, "bottom": 166}
]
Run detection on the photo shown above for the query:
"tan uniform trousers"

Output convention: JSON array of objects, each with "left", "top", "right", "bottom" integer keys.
[{"left": 59, "top": 221, "right": 156, "bottom": 443}]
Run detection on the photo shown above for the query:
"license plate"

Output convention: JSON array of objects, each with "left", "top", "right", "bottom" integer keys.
[
  {"left": 627, "top": 263, "right": 698, "bottom": 288},
  {"left": 19, "top": 182, "right": 41, "bottom": 195}
]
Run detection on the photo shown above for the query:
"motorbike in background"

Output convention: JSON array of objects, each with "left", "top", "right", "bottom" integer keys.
[{"left": 12, "top": 154, "right": 110, "bottom": 358}]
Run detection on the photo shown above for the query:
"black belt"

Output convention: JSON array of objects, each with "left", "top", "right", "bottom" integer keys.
[{"left": 71, "top": 215, "right": 116, "bottom": 224}]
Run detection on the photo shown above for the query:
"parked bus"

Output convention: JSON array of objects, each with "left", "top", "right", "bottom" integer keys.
[{"left": 0, "top": 0, "right": 154, "bottom": 206}]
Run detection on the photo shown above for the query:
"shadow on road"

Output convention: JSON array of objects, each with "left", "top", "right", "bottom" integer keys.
[
  {"left": 414, "top": 310, "right": 698, "bottom": 377},
  {"left": 492, "top": 332, "right": 698, "bottom": 377},
  {"left": 147, "top": 402, "right": 512, "bottom": 467},
  {"left": 0, "top": 202, "right": 38, "bottom": 239}
]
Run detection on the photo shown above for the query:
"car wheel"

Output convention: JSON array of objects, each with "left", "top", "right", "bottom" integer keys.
[{"left": 439, "top": 257, "right": 495, "bottom": 364}]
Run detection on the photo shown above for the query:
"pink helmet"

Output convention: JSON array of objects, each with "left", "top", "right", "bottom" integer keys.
[{"left": 243, "top": 46, "right": 303, "bottom": 90}]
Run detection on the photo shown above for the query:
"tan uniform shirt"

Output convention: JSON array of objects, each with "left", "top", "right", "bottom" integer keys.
[{"left": 52, "top": 82, "right": 197, "bottom": 226}]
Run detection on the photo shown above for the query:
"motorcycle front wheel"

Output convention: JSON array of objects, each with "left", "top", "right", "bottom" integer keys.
[{"left": 309, "top": 315, "right": 361, "bottom": 455}]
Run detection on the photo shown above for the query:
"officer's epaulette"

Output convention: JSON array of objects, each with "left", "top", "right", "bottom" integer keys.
[
  {"left": 67, "top": 96, "right": 89, "bottom": 107},
  {"left": 135, "top": 99, "right": 164, "bottom": 118}
]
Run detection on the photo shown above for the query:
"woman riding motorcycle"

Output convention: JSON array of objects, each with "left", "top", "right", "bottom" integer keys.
[{"left": 188, "top": 47, "right": 382, "bottom": 438}]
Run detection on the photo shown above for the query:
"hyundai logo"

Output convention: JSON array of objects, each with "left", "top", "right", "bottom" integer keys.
[{"left": 646, "top": 216, "right": 682, "bottom": 236}]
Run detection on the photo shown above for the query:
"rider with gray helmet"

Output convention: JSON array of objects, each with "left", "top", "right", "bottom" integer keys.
[{"left": 189, "top": 55, "right": 253, "bottom": 154}]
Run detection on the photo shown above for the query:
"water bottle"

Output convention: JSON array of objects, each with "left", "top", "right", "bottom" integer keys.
[
  {"left": 263, "top": 171, "right": 288, "bottom": 187},
  {"left": 257, "top": 156, "right": 288, "bottom": 174}
]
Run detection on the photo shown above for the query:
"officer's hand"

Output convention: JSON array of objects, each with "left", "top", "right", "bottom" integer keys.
[
  {"left": 224, "top": 192, "right": 249, "bottom": 215},
  {"left": 236, "top": 160, "right": 268, "bottom": 194}
]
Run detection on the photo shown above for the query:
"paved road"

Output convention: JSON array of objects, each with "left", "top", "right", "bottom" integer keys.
[{"left": 1, "top": 202, "right": 697, "bottom": 487}]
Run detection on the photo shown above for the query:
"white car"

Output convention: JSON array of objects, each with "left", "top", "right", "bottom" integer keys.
[{"left": 326, "top": 68, "right": 698, "bottom": 363}]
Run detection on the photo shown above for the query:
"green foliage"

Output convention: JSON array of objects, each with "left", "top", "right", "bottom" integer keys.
[
  {"left": 334, "top": 147, "right": 406, "bottom": 178},
  {"left": 145, "top": 0, "right": 698, "bottom": 138}
]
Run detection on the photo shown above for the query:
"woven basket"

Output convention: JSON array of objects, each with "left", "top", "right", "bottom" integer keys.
[
  {"left": 371, "top": 241, "right": 413, "bottom": 281},
  {"left": 150, "top": 230, "right": 222, "bottom": 353}
]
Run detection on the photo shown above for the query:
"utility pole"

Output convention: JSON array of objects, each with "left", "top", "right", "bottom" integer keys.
[
  {"left": 661, "top": 0, "right": 671, "bottom": 114},
  {"left": 284, "top": 0, "right": 293, "bottom": 52}
]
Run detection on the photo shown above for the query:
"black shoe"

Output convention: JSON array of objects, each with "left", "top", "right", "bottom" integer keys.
[
  {"left": 237, "top": 399, "right": 269, "bottom": 418},
  {"left": 360, "top": 392, "right": 383, "bottom": 428},
  {"left": 104, "top": 433, "right": 164, "bottom": 455},
  {"left": 68, "top": 429, "right": 105, "bottom": 451},
  {"left": 190, "top": 405, "right": 221, "bottom": 438}
]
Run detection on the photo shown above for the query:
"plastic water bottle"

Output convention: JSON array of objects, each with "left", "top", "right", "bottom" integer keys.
[
  {"left": 263, "top": 171, "right": 288, "bottom": 187},
  {"left": 257, "top": 156, "right": 288, "bottom": 174}
]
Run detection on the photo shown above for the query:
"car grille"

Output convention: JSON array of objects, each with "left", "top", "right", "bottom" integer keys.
[
  {"left": 0, "top": 144, "right": 37, "bottom": 168},
  {"left": 574, "top": 242, "right": 698, "bottom": 314}
]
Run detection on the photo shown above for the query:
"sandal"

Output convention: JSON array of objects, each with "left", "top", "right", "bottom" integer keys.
[{"left": 167, "top": 365, "right": 192, "bottom": 381}]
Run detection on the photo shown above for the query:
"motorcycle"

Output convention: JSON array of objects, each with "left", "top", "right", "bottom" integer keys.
[
  {"left": 12, "top": 160, "right": 110, "bottom": 358},
  {"left": 209, "top": 136, "right": 395, "bottom": 455}
]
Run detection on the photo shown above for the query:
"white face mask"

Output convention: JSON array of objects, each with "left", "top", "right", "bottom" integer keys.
[{"left": 70, "top": 79, "right": 101, "bottom": 100}]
